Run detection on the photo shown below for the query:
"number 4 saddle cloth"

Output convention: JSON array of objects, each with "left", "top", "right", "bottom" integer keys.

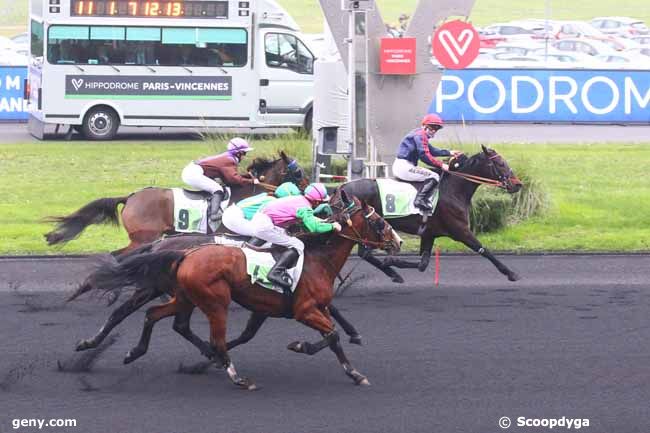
[
  {"left": 171, "top": 187, "right": 231, "bottom": 233},
  {"left": 376, "top": 178, "right": 440, "bottom": 218}
]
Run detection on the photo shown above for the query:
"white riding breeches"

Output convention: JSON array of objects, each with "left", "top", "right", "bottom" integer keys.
[
  {"left": 251, "top": 213, "right": 304, "bottom": 253},
  {"left": 181, "top": 162, "right": 223, "bottom": 194},
  {"left": 222, "top": 205, "right": 256, "bottom": 237},
  {"left": 392, "top": 158, "right": 440, "bottom": 183}
]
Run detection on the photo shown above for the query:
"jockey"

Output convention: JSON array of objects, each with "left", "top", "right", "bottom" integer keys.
[
  {"left": 181, "top": 137, "right": 259, "bottom": 222},
  {"left": 221, "top": 182, "right": 301, "bottom": 239},
  {"left": 392, "top": 114, "right": 460, "bottom": 212},
  {"left": 251, "top": 183, "right": 342, "bottom": 290}
]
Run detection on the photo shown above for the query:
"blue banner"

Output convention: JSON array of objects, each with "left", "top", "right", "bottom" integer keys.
[
  {"left": 0, "top": 67, "right": 28, "bottom": 121},
  {"left": 431, "top": 69, "right": 650, "bottom": 124}
]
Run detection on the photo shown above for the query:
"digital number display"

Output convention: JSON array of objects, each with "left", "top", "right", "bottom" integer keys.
[{"left": 70, "top": 1, "right": 229, "bottom": 18}]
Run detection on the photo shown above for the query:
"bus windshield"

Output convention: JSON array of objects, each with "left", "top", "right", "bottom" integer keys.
[{"left": 46, "top": 25, "right": 247, "bottom": 67}]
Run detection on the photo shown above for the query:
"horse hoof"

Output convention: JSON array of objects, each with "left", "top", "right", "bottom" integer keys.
[
  {"left": 236, "top": 378, "right": 258, "bottom": 391},
  {"left": 349, "top": 335, "right": 363, "bottom": 346},
  {"left": 123, "top": 350, "right": 142, "bottom": 364},
  {"left": 355, "top": 376, "right": 371, "bottom": 386},
  {"left": 508, "top": 272, "right": 521, "bottom": 282},
  {"left": 76, "top": 340, "right": 94, "bottom": 351},
  {"left": 391, "top": 274, "right": 405, "bottom": 284},
  {"left": 287, "top": 341, "right": 302, "bottom": 353}
]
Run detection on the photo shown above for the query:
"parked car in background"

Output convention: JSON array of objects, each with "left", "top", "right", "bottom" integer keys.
[
  {"left": 594, "top": 52, "right": 650, "bottom": 69},
  {"left": 590, "top": 17, "right": 650, "bottom": 37},
  {"left": 552, "top": 38, "right": 617, "bottom": 57},
  {"left": 630, "top": 35, "right": 650, "bottom": 45},
  {"left": 529, "top": 48, "right": 602, "bottom": 67},
  {"left": 482, "top": 22, "right": 546, "bottom": 43},
  {"left": 494, "top": 42, "right": 545, "bottom": 56}
]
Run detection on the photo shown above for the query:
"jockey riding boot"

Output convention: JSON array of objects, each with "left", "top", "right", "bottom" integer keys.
[
  {"left": 209, "top": 191, "right": 225, "bottom": 222},
  {"left": 246, "top": 237, "right": 266, "bottom": 247},
  {"left": 267, "top": 248, "right": 300, "bottom": 290},
  {"left": 414, "top": 177, "right": 438, "bottom": 213}
]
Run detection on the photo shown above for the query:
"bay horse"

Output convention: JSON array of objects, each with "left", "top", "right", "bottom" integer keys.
[
  {"left": 80, "top": 192, "right": 401, "bottom": 389},
  {"left": 44, "top": 151, "right": 308, "bottom": 256},
  {"left": 71, "top": 233, "right": 364, "bottom": 355},
  {"left": 342, "top": 145, "right": 523, "bottom": 283}
]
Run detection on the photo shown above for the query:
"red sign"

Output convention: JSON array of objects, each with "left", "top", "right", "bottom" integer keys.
[
  {"left": 380, "top": 37, "right": 417, "bottom": 75},
  {"left": 432, "top": 20, "right": 480, "bottom": 70}
]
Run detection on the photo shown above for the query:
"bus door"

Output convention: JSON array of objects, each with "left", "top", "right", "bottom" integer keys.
[{"left": 257, "top": 30, "right": 315, "bottom": 126}]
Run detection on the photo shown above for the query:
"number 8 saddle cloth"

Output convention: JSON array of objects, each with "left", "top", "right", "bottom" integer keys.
[{"left": 376, "top": 178, "right": 440, "bottom": 218}]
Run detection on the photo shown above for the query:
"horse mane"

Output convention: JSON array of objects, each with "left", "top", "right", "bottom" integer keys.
[
  {"left": 246, "top": 156, "right": 277, "bottom": 173},
  {"left": 452, "top": 149, "right": 489, "bottom": 173}
]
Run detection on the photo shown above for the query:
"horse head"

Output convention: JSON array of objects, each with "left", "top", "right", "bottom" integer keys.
[
  {"left": 331, "top": 190, "right": 402, "bottom": 255},
  {"left": 453, "top": 145, "right": 522, "bottom": 194},
  {"left": 246, "top": 151, "right": 308, "bottom": 189}
]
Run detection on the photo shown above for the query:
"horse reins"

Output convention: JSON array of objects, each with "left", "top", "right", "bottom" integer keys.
[
  {"left": 444, "top": 154, "right": 508, "bottom": 189},
  {"left": 335, "top": 206, "right": 386, "bottom": 249}
]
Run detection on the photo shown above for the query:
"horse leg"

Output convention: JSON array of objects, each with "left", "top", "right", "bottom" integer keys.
[
  {"left": 329, "top": 304, "right": 362, "bottom": 345},
  {"left": 358, "top": 245, "right": 405, "bottom": 284},
  {"left": 226, "top": 312, "right": 268, "bottom": 351},
  {"left": 205, "top": 303, "right": 257, "bottom": 390},
  {"left": 417, "top": 236, "right": 434, "bottom": 272},
  {"left": 325, "top": 329, "right": 370, "bottom": 386},
  {"left": 455, "top": 232, "right": 520, "bottom": 281},
  {"left": 171, "top": 296, "right": 215, "bottom": 360},
  {"left": 381, "top": 236, "right": 435, "bottom": 272},
  {"left": 76, "top": 289, "right": 156, "bottom": 351},
  {"left": 290, "top": 306, "right": 368, "bottom": 385},
  {"left": 124, "top": 298, "right": 180, "bottom": 364}
]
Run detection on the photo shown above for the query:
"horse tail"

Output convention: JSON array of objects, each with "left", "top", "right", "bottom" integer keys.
[
  {"left": 69, "top": 250, "right": 185, "bottom": 302},
  {"left": 44, "top": 196, "right": 129, "bottom": 245}
]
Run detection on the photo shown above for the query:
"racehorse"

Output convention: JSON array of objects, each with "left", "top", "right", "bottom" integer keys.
[
  {"left": 71, "top": 233, "right": 365, "bottom": 356},
  {"left": 44, "top": 151, "right": 308, "bottom": 256},
  {"left": 342, "top": 145, "right": 523, "bottom": 283},
  {"left": 77, "top": 192, "right": 401, "bottom": 389}
]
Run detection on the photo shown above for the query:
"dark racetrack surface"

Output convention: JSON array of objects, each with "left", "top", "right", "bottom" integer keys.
[{"left": 1, "top": 255, "right": 650, "bottom": 433}]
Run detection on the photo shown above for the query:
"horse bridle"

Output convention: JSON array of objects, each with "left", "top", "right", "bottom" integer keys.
[
  {"left": 445, "top": 153, "right": 514, "bottom": 189},
  {"left": 330, "top": 199, "right": 389, "bottom": 250}
]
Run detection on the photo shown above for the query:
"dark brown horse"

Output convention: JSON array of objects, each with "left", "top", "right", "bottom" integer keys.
[
  {"left": 45, "top": 151, "right": 308, "bottom": 256},
  {"left": 342, "top": 145, "right": 523, "bottom": 283},
  {"left": 71, "top": 233, "right": 364, "bottom": 355},
  {"left": 80, "top": 193, "right": 401, "bottom": 389}
]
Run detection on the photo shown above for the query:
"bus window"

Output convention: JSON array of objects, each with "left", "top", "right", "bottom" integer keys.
[
  {"left": 46, "top": 25, "right": 247, "bottom": 67},
  {"left": 265, "top": 33, "right": 314, "bottom": 74}
]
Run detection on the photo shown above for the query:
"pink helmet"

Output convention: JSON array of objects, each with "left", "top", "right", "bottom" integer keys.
[
  {"left": 227, "top": 137, "right": 254, "bottom": 155},
  {"left": 304, "top": 183, "right": 329, "bottom": 203}
]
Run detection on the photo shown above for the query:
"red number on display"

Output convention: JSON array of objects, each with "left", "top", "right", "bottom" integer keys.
[
  {"left": 76, "top": 1, "right": 84, "bottom": 14},
  {"left": 109, "top": 1, "right": 117, "bottom": 14},
  {"left": 87, "top": 1, "right": 94, "bottom": 14},
  {"left": 172, "top": 2, "right": 182, "bottom": 16},
  {"left": 150, "top": 2, "right": 160, "bottom": 15}
]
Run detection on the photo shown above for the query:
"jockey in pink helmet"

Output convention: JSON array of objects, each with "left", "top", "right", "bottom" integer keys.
[
  {"left": 251, "top": 183, "right": 341, "bottom": 290},
  {"left": 392, "top": 114, "right": 461, "bottom": 212},
  {"left": 181, "top": 137, "right": 258, "bottom": 223}
]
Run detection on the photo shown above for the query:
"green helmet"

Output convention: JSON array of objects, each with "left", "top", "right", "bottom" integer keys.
[{"left": 274, "top": 182, "right": 301, "bottom": 198}]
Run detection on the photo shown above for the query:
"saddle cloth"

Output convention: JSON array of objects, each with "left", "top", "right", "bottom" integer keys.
[
  {"left": 376, "top": 178, "right": 439, "bottom": 218},
  {"left": 211, "top": 235, "right": 304, "bottom": 294},
  {"left": 172, "top": 187, "right": 231, "bottom": 233}
]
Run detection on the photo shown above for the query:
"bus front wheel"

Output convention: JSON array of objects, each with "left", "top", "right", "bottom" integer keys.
[{"left": 82, "top": 107, "right": 119, "bottom": 140}]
